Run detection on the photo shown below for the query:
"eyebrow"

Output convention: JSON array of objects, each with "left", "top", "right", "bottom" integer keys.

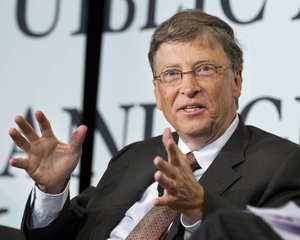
[
  {"left": 192, "top": 59, "right": 217, "bottom": 67},
  {"left": 162, "top": 59, "right": 217, "bottom": 70}
]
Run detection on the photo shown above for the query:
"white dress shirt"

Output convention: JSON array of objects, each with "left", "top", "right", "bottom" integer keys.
[{"left": 30, "top": 115, "right": 239, "bottom": 239}]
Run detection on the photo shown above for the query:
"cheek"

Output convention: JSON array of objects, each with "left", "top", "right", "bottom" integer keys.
[
  {"left": 206, "top": 83, "right": 232, "bottom": 109},
  {"left": 158, "top": 89, "right": 178, "bottom": 109},
  {"left": 162, "top": 95, "right": 175, "bottom": 111},
  {"left": 154, "top": 85, "right": 163, "bottom": 110}
]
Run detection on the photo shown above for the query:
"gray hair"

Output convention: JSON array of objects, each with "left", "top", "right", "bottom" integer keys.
[{"left": 148, "top": 9, "right": 243, "bottom": 74}]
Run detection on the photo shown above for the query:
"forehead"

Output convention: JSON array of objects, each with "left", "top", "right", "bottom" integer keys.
[{"left": 154, "top": 40, "right": 228, "bottom": 71}]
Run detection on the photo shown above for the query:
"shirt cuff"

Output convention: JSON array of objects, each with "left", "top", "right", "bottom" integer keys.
[
  {"left": 30, "top": 181, "right": 70, "bottom": 227},
  {"left": 180, "top": 214, "right": 202, "bottom": 229}
]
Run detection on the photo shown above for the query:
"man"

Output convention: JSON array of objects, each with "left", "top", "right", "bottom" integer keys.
[{"left": 9, "top": 9, "right": 300, "bottom": 240}]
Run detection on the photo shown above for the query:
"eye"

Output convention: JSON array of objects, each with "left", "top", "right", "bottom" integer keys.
[
  {"left": 198, "top": 64, "right": 214, "bottom": 73},
  {"left": 163, "top": 69, "right": 181, "bottom": 77},
  {"left": 194, "top": 64, "right": 217, "bottom": 78}
]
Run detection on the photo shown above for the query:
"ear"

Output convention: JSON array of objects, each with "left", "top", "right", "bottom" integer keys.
[
  {"left": 153, "top": 80, "right": 163, "bottom": 110},
  {"left": 232, "top": 70, "right": 243, "bottom": 98}
]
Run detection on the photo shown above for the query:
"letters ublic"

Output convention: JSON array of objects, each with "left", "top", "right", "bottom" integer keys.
[{"left": 15, "top": 0, "right": 300, "bottom": 37}]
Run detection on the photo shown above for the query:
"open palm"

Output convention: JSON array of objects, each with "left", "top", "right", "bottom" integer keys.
[{"left": 9, "top": 111, "right": 87, "bottom": 194}]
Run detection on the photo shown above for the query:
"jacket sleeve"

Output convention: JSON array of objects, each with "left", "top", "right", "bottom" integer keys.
[
  {"left": 22, "top": 186, "right": 96, "bottom": 240},
  {"left": 21, "top": 142, "right": 137, "bottom": 240}
]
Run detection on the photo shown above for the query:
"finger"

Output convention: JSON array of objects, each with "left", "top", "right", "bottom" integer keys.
[
  {"left": 152, "top": 193, "right": 175, "bottom": 207},
  {"left": 9, "top": 157, "right": 29, "bottom": 170},
  {"left": 14, "top": 115, "right": 39, "bottom": 142},
  {"left": 154, "top": 170, "right": 177, "bottom": 195},
  {"left": 154, "top": 156, "right": 176, "bottom": 179},
  {"left": 8, "top": 128, "right": 31, "bottom": 152},
  {"left": 35, "top": 111, "right": 55, "bottom": 138},
  {"left": 70, "top": 125, "right": 88, "bottom": 152},
  {"left": 162, "top": 128, "right": 182, "bottom": 166},
  {"left": 162, "top": 128, "right": 174, "bottom": 149}
]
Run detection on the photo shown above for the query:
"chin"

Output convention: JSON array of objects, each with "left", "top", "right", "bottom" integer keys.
[{"left": 180, "top": 124, "right": 209, "bottom": 137}]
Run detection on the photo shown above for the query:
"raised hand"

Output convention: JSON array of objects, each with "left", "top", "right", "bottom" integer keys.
[
  {"left": 9, "top": 111, "right": 87, "bottom": 194},
  {"left": 153, "top": 128, "right": 204, "bottom": 222}
]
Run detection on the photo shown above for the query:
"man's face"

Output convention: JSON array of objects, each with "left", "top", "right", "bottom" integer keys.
[{"left": 153, "top": 40, "right": 242, "bottom": 149}]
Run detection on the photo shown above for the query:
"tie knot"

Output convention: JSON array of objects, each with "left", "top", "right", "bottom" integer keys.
[{"left": 186, "top": 152, "right": 201, "bottom": 171}]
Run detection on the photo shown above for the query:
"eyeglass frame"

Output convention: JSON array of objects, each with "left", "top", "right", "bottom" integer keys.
[{"left": 153, "top": 63, "right": 231, "bottom": 86}]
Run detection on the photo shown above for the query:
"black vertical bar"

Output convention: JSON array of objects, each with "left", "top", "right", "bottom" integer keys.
[{"left": 80, "top": 0, "right": 106, "bottom": 192}]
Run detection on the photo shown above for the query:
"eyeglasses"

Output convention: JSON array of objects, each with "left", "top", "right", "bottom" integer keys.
[{"left": 154, "top": 64, "right": 229, "bottom": 86}]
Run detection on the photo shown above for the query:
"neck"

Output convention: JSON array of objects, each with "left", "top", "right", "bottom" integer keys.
[{"left": 180, "top": 114, "right": 237, "bottom": 151}]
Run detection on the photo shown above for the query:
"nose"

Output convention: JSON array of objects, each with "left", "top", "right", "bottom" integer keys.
[{"left": 180, "top": 71, "right": 201, "bottom": 97}]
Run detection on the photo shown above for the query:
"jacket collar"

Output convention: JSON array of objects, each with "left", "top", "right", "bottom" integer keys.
[{"left": 199, "top": 117, "right": 248, "bottom": 194}]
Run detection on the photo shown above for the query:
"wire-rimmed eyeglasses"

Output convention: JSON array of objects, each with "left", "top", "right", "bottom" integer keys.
[{"left": 154, "top": 63, "right": 229, "bottom": 86}]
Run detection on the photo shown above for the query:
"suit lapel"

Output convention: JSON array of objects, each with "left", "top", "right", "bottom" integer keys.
[
  {"left": 109, "top": 121, "right": 250, "bottom": 205},
  {"left": 200, "top": 118, "right": 249, "bottom": 195},
  {"left": 90, "top": 122, "right": 249, "bottom": 239},
  {"left": 166, "top": 123, "right": 249, "bottom": 240},
  {"left": 111, "top": 136, "right": 169, "bottom": 208},
  {"left": 90, "top": 136, "right": 168, "bottom": 239}
]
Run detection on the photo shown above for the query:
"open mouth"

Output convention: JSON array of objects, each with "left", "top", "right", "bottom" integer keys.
[
  {"left": 180, "top": 105, "right": 205, "bottom": 112},
  {"left": 184, "top": 106, "right": 200, "bottom": 111}
]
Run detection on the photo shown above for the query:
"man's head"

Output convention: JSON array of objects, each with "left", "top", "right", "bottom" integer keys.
[
  {"left": 149, "top": 9, "right": 243, "bottom": 149},
  {"left": 148, "top": 9, "right": 243, "bottom": 75}
]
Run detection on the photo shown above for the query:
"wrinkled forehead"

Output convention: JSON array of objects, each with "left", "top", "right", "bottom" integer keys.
[{"left": 153, "top": 35, "right": 226, "bottom": 70}]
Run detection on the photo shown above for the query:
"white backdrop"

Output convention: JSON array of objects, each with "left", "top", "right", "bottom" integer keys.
[{"left": 1, "top": 0, "right": 300, "bottom": 229}]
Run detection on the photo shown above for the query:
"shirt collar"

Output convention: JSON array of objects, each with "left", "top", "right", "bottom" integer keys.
[{"left": 178, "top": 114, "right": 239, "bottom": 171}]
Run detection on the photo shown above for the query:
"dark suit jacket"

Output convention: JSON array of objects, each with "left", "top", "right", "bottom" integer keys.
[
  {"left": 0, "top": 225, "right": 23, "bottom": 240},
  {"left": 22, "top": 119, "right": 300, "bottom": 240}
]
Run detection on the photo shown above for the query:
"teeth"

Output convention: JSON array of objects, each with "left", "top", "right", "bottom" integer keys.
[{"left": 184, "top": 106, "right": 199, "bottom": 111}]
